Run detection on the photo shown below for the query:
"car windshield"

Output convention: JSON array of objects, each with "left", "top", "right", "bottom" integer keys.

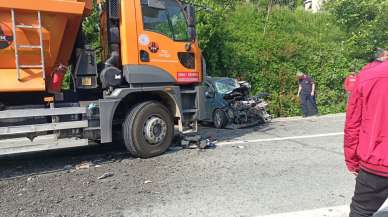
[{"left": 214, "top": 78, "right": 239, "bottom": 94}]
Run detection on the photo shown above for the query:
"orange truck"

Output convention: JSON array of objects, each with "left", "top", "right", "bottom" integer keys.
[{"left": 0, "top": 0, "right": 205, "bottom": 158}]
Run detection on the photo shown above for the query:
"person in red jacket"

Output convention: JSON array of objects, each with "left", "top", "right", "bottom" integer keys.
[
  {"left": 344, "top": 49, "right": 388, "bottom": 217},
  {"left": 344, "top": 68, "right": 357, "bottom": 95}
]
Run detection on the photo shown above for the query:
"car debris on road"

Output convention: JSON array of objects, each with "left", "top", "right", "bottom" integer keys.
[
  {"left": 180, "top": 134, "right": 217, "bottom": 149},
  {"left": 63, "top": 165, "right": 73, "bottom": 170},
  {"left": 75, "top": 161, "right": 95, "bottom": 170},
  {"left": 97, "top": 172, "right": 114, "bottom": 180},
  {"left": 232, "top": 145, "right": 245, "bottom": 149},
  {"left": 144, "top": 180, "right": 153, "bottom": 184}
]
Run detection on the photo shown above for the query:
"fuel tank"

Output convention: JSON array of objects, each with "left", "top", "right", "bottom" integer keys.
[{"left": 0, "top": 0, "right": 92, "bottom": 93}]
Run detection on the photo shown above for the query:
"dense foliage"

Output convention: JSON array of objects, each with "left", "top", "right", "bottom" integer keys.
[
  {"left": 326, "top": 0, "right": 388, "bottom": 60},
  {"left": 195, "top": 1, "right": 359, "bottom": 117}
]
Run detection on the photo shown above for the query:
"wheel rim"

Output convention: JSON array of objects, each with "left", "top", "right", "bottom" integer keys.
[{"left": 143, "top": 116, "right": 168, "bottom": 145}]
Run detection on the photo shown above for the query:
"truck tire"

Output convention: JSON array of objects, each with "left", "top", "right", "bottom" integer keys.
[
  {"left": 122, "top": 101, "right": 174, "bottom": 158},
  {"left": 213, "top": 109, "right": 228, "bottom": 129}
]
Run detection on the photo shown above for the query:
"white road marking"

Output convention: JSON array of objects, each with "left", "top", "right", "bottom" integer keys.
[
  {"left": 256, "top": 205, "right": 349, "bottom": 217},
  {"left": 217, "top": 132, "right": 344, "bottom": 146},
  {"left": 273, "top": 113, "right": 345, "bottom": 122}
]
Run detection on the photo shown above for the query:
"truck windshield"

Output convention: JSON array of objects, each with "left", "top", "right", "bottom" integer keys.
[
  {"left": 214, "top": 79, "right": 240, "bottom": 94},
  {"left": 142, "top": 0, "right": 189, "bottom": 41}
]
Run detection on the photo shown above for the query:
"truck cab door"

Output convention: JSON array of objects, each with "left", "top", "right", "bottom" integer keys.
[{"left": 129, "top": 0, "right": 201, "bottom": 84}]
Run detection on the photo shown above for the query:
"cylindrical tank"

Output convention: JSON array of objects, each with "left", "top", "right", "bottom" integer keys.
[{"left": 0, "top": 0, "right": 92, "bottom": 93}]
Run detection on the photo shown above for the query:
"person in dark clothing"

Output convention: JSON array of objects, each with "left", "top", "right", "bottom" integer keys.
[
  {"left": 350, "top": 170, "right": 388, "bottom": 217},
  {"left": 297, "top": 71, "right": 318, "bottom": 117},
  {"left": 345, "top": 49, "right": 388, "bottom": 217}
]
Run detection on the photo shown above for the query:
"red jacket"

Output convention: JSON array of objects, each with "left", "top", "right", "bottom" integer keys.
[
  {"left": 344, "top": 61, "right": 388, "bottom": 177},
  {"left": 344, "top": 75, "right": 357, "bottom": 93}
]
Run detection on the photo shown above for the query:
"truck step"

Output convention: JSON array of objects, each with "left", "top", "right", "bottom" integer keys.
[
  {"left": 19, "top": 64, "right": 44, "bottom": 68},
  {"left": 15, "top": 24, "right": 40, "bottom": 29},
  {"left": 183, "top": 109, "right": 198, "bottom": 113},
  {"left": 17, "top": 45, "right": 42, "bottom": 49},
  {"left": 180, "top": 90, "right": 197, "bottom": 94}
]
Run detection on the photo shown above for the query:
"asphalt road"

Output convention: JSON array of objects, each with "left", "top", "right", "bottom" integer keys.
[{"left": 0, "top": 114, "right": 355, "bottom": 217}]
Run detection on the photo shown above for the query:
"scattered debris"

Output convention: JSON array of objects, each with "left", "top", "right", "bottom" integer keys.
[
  {"left": 97, "top": 172, "right": 114, "bottom": 180},
  {"left": 168, "top": 146, "right": 184, "bottom": 152},
  {"left": 95, "top": 165, "right": 102, "bottom": 168},
  {"left": 180, "top": 135, "right": 217, "bottom": 149},
  {"left": 63, "top": 165, "right": 73, "bottom": 170},
  {"left": 27, "top": 177, "right": 33, "bottom": 182},
  {"left": 144, "top": 180, "right": 153, "bottom": 184},
  {"left": 232, "top": 145, "right": 245, "bottom": 149},
  {"left": 75, "top": 161, "right": 95, "bottom": 170},
  {"left": 37, "top": 189, "right": 43, "bottom": 192},
  {"left": 202, "top": 138, "right": 217, "bottom": 149}
]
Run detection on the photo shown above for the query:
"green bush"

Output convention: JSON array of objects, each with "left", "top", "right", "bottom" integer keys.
[
  {"left": 327, "top": 0, "right": 388, "bottom": 60},
  {"left": 202, "top": 5, "right": 355, "bottom": 117}
]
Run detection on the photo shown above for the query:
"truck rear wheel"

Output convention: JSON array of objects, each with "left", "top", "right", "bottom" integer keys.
[{"left": 122, "top": 101, "right": 174, "bottom": 158}]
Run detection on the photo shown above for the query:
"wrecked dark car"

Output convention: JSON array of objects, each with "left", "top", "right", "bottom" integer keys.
[{"left": 200, "top": 76, "right": 272, "bottom": 129}]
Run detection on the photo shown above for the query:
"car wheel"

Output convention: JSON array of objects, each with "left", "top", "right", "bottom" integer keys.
[{"left": 213, "top": 109, "right": 228, "bottom": 129}]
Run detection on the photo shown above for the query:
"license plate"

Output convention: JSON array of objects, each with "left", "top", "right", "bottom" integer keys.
[{"left": 177, "top": 72, "right": 199, "bottom": 82}]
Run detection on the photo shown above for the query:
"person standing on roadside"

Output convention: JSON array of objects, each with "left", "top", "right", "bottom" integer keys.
[
  {"left": 344, "top": 49, "right": 388, "bottom": 217},
  {"left": 344, "top": 67, "right": 357, "bottom": 97},
  {"left": 297, "top": 71, "right": 318, "bottom": 117}
]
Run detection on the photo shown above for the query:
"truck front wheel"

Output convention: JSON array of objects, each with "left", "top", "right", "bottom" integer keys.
[{"left": 122, "top": 101, "right": 174, "bottom": 158}]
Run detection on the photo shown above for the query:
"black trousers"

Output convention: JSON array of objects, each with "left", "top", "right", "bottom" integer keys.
[
  {"left": 349, "top": 170, "right": 388, "bottom": 217},
  {"left": 299, "top": 94, "right": 318, "bottom": 116}
]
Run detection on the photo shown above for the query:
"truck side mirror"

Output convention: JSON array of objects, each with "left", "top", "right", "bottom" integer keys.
[{"left": 185, "top": 5, "right": 196, "bottom": 41}]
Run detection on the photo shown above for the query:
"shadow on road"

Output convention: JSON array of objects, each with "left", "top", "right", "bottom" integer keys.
[
  {"left": 0, "top": 143, "right": 129, "bottom": 180},
  {"left": 199, "top": 123, "right": 275, "bottom": 142},
  {"left": 0, "top": 123, "right": 274, "bottom": 180}
]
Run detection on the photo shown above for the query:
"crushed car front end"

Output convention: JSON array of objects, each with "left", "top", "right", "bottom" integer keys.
[{"left": 202, "top": 77, "right": 272, "bottom": 129}]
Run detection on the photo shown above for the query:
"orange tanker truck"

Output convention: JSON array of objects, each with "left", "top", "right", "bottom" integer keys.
[{"left": 0, "top": 0, "right": 206, "bottom": 158}]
